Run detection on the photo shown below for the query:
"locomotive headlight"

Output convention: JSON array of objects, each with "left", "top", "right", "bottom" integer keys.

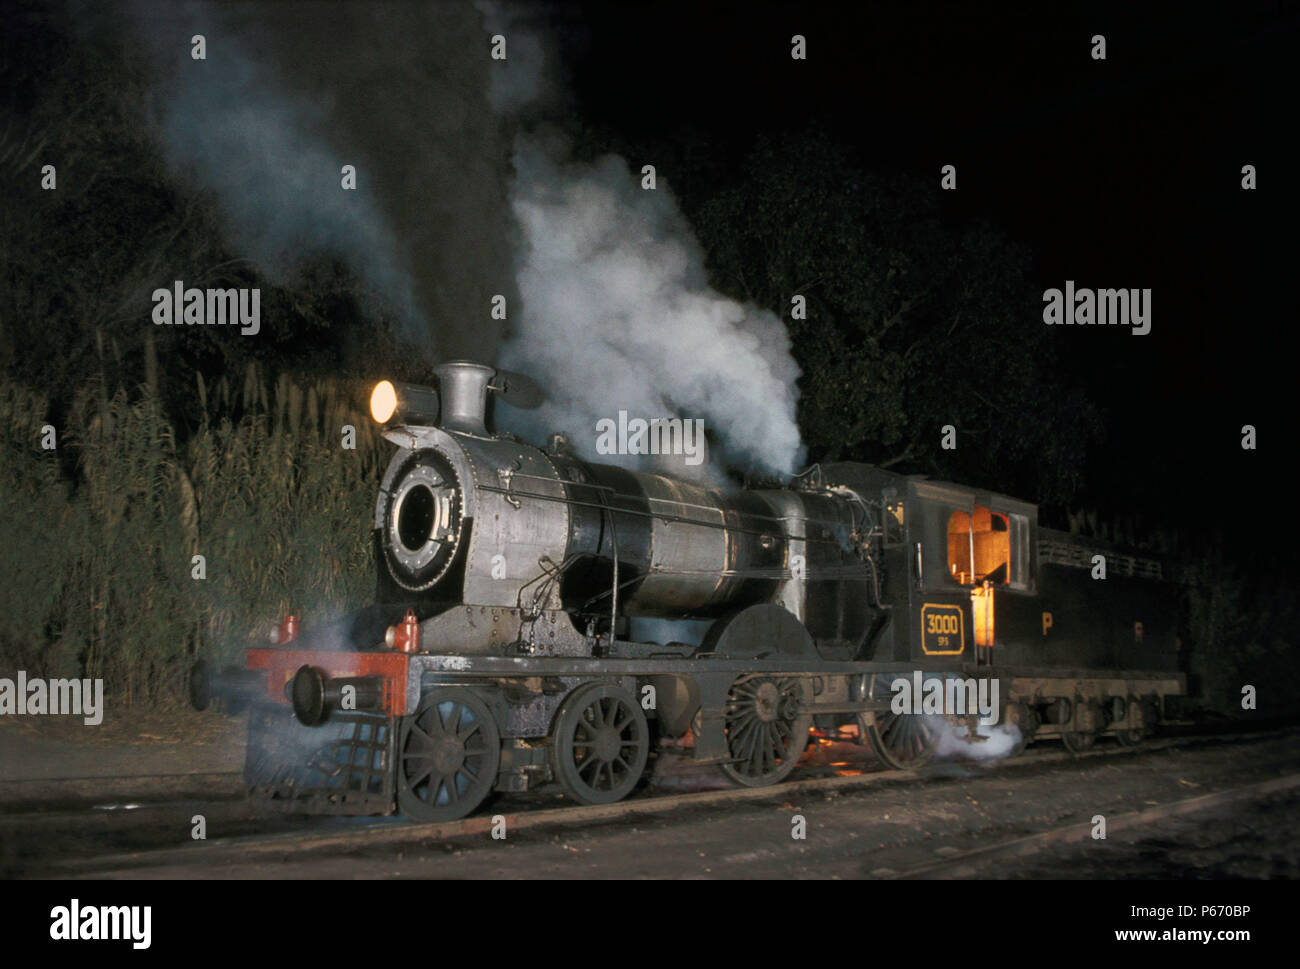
[
  {"left": 370, "top": 380, "right": 398, "bottom": 424},
  {"left": 369, "top": 379, "right": 440, "bottom": 427}
]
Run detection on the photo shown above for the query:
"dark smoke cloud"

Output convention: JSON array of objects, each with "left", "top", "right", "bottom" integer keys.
[{"left": 131, "top": 0, "right": 515, "bottom": 360}]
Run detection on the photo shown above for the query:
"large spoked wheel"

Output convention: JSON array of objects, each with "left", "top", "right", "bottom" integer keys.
[
  {"left": 719, "top": 675, "right": 812, "bottom": 787},
  {"left": 865, "top": 710, "right": 940, "bottom": 770},
  {"left": 397, "top": 687, "right": 500, "bottom": 822},
  {"left": 551, "top": 683, "right": 650, "bottom": 805},
  {"left": 1060, "top": 730, "right": 1098, "bottom": 753}
]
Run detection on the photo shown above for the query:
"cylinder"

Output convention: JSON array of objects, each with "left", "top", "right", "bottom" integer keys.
[{"left": 291, "top": 666, "right": 384, "bottom": 726}]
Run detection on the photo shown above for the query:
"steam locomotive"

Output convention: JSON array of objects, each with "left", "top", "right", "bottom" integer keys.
[{"left": 192, "top": 361, "right": 1187, "bottom": 821}]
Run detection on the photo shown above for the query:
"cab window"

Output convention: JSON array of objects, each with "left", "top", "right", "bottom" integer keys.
[{"left": 948, "top": 506, "right": 1010, "bottom": 586}]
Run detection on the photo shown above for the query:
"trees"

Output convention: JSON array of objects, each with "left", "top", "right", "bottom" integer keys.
[
  {"left": 691, "top": 131, "right": 1100, "bottom": 506},
  {"left": 0, "top": 5, "right": 419, "bottom": 426}
]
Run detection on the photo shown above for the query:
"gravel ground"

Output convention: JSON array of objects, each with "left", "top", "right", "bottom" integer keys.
[
  {"left": 0, "top": 709, "right": 244, "bottom": 781},
  {"left": 4, "top": 717, "right": 1295, "bottom": 879}
]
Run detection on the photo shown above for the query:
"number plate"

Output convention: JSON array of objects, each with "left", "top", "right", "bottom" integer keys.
[{"left": 921, "top": 603, "right": 965, "bottom": 655}]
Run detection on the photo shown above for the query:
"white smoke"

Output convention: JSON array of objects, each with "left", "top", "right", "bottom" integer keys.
[
  {"left": 498, "top": 132, "right": 804, "bottom": 475},
  {"left": 933, "top": 718, "right": 1023, "bottom": 761},
  {"left": 135, "top": 0, "right": 809, "bottom": 472},
  {"left": 482, "top": 4, "right": 805, "bottom": 476}
]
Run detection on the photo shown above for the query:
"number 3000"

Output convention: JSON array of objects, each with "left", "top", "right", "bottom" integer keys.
[{"left": 926, "top": 613, "right": 959, "bottom": 635}]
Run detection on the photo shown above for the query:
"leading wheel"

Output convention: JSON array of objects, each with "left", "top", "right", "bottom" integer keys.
[
  {"left": 718, "top": 675, "right": 812, "bottom": 787},
  {"left": 865, "top": 710, "right": 940, "bottom": 770},
  {"left": 551, "top": 683, "right": 650, "bottom": 805},
  {"left": 397, "top": 687, "right": 500, "bottom": 821}
]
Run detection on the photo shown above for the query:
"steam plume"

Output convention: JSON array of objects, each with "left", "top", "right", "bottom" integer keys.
[
  {"left": 132, "top": 0, "right": 807, "bottom": 474},
  {"left": 498, "top": 131, "right": 804, "bottom": 475},
  {"left": 484, "top": 4, "right": 805, "bottom": 475},
  {"left": 131, "top": 0, "right": 513, "bottom": 359}
]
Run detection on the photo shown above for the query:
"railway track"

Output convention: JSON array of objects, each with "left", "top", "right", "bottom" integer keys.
[
  {"left": 19, "top": 723, "right": 1295, "bottom": 876},
  {"left": 885, "top": 771, "right": 1300, "bottom": 879}
]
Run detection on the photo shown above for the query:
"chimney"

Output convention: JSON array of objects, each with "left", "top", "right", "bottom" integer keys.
[{"left": 434, "top": 361, "right": 495, "bottom": 436}]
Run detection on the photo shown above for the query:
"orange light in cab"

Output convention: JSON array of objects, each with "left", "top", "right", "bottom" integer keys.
[{"left": 971, "top": 583, "right": 995, "bottom": 648}]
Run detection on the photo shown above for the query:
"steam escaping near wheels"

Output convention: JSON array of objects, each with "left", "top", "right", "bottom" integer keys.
[
  {"left": 931, "top": 719, "right": 1024, "bottom": 761},
  {"left": 860, "top": 713, "right": 1025, "bottom": 767}
]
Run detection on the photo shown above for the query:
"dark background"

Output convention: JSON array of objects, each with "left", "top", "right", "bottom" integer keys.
[
  {"left": 4, "top": 0, "right": 1291, "bottom": 560},
  {"left": 560, "top": 0, "right": 1294, "bottom": 569}
]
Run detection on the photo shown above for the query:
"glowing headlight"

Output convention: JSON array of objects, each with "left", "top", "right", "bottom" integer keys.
[
  {"left": 370, "top": 380, "right": 398, "bottom": 424},
  {"left": 368, "top": 379, "right": 440, "bottom": 427}
]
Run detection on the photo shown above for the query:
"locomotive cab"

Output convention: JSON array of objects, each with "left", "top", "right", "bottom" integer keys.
[{"left": 900, "top": 479, "right": 1037, "bottom": 666}]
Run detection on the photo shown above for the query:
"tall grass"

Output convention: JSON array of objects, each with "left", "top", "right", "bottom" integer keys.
[{"left": 0, "top": 368, "right": 388, "bottom": 706}]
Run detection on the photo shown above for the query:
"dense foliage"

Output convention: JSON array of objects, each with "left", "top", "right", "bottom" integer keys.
[{"left": 0, "top": 372, "right": 387, "bottom": 706}]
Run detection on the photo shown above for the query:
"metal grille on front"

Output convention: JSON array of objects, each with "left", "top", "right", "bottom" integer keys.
[{"left": 245, "top": 706, "right": 395, "bottom": 815}]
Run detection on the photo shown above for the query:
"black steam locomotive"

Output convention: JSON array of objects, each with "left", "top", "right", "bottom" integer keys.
[{"left": 193, "top": 361, "right": 1186, "bottom": 820}]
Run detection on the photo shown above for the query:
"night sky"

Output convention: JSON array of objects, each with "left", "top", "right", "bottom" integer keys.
[{"left": 560, "top": 0, "right": 1296, "bottom": 565}]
